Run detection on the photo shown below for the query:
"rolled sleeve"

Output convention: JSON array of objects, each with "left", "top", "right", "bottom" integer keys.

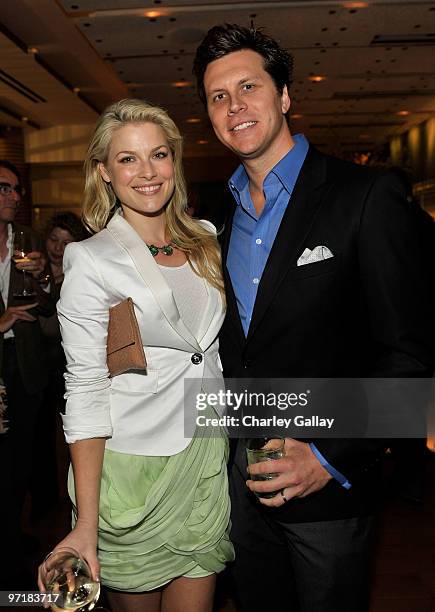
[{"left": 58, "top": 241, "right": 113, "bottom": 443}]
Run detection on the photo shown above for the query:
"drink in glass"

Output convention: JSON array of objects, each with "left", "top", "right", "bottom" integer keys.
[
  {"left": 246, "top": 437, "right": 285, "bottom": 499},
  {"left": 42, "top": 548, "right": 100, "bottom": 611}
]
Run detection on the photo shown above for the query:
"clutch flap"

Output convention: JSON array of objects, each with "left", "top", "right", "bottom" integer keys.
[{"left": 107, "top": 297, "right": 136, "bottom": 355}]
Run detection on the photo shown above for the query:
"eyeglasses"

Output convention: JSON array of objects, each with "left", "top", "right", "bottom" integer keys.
[{"left": 0, "top": 182, "right": 25, "bottom": 197}]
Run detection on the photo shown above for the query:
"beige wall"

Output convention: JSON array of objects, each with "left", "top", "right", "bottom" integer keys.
[
  {"left": 25, "top": 125, "right": 93, "bottom": 164},
  {"left": 25, "top": 125, "right": 91, "bottom": 229},
  {"left": 30, "top": 163, "right": 84, "bottom": 231}
]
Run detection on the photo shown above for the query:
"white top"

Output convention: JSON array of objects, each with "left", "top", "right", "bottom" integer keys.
[
  {"left": 59, "top": 212, "right": 225, "bottom": 456},
  {"left": 158, "top": 262, "right": 208, "bottom": 339}
]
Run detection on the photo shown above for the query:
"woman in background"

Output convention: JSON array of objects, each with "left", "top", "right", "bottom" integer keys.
[
  {"left": 31, "top": 213, "right": 87, "bottom": 519},
  {"left": 40, "top": 212, "right": 87, "bottom": 355},
  {"left": 39, "top": 99, "right": 233, "bottom": 612}
]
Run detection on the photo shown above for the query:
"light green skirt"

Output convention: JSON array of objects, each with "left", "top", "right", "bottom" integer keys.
[{"left": 68, "top": 424, "right": 234, "bottom": 592}]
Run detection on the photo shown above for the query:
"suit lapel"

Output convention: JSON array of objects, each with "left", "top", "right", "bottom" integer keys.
[
  {"left": 221, "top": 201, "right": 246, "bottom": 344},
  {"left": 246, "top": 147, "right": 329, "bottom": 343},
  {"left": 107, "top": 212, "right": 201, "bottom": 351},
  {"left": 196, "top": 280, "right": 223, "bottom": 351}
]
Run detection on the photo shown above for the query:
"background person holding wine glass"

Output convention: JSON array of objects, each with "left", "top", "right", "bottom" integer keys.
[
  {"left": 0, "top": 159, "right": 55, "bottom": 588},
  {"left": 38, "top": 99, "right": 233, "bottom": 612}
]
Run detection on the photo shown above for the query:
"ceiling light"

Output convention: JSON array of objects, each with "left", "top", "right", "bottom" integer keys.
[
  {"left": 21, "top": 116, "right": 29, "bottom": 122},
  {"left": 396, "top": 110, "right": 410, "bottom": 116},
  {"left": 144, "top": 11, "right": 162, "bottom": 18},
  {"left": 73, "top": 87, "right": 81, "bottom": 93},
  {"left": 308, "top": 75, "right": 326, "bottom": 82},
  {"left": 172, "top": 81, "right": 191, "bottom": 88},
  {"left": 197, "top": 139, "right": 208, "bottom": 145},
  {"left": 186, "top": 117, "right": 201, "bottom": 123},
  {"left": 28, "top": 47, "right": 39, "bottom": 54},
  {"left": 143, "top": 9, "right": 170, "bottom": 18},
  {"left": 291, "top": 114, "right": 304, "bottom": 119},
  {"left": 342, "top": 2, "right": 369, "bottom": 8}
]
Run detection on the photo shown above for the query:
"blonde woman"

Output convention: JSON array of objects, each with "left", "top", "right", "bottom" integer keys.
[{"left": 39, "top": 99, "right": 233, "bottom": 612}]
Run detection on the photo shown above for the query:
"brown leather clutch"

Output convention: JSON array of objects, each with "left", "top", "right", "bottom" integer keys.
[{"left": 107, "top": 297, "right": 147, "bottom": 377}]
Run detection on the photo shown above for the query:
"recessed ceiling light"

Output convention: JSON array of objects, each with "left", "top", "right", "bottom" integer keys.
[
  {"left": 21, "top": 116, "right": 28, "bottom": 122},
  {"left": 28, "top": 47, "right": 39, "bottom": 54},
  {"left": 172, "top": 81, "right": 191, "bottom": 88},
  {"left": 73, "top": 87, "right": 81, "bottom": 93},
  {"left": 197, "top": 139, "right": 208, "bottom": 145},
  {"left": 396, "top": 110, "right": 410, "bottom": 116},
  {"left": 144, "top": 11, "right": 162, "bottom": 18},
  {"left": 343, "top": 2, "right": 368, "bottom": 7},
  {"left": 186, "top": 117, "right": 201, "bottom": 123},
  {"left": 308, "top": 75, "right": 326, "bottom": 82}
]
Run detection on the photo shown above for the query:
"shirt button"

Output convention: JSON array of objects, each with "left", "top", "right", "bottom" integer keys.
[
  {"left": 191, "top": 353, "right": 203, "bottom": 365},
  {"left": 256, "top": 238, "right": 262, "bottom": 245},
  {"left": 253, "top": 278, "right": 259, "bottom": 284}
]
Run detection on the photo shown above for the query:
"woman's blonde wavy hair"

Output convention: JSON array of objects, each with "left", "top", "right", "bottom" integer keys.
[{"left": 82, "top": 98, "right": 224, "bottom": 297}]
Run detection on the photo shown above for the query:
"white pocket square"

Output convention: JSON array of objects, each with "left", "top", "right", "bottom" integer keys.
[{"left": 297, "top": 246, "right": 334, "bottom": 266}]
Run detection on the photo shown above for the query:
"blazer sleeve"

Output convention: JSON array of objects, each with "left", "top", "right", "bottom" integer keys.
[
  {"left": 313, "top": 169, "right": 434, "bottom": 480},
  {"left": 57, "top": 241, "right": 113, "bottom": 443},
  {"left": 359, "top": 170, "right": 434, "bottom": 375}
]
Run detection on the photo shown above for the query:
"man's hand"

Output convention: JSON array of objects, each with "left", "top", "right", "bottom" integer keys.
[
  {"left": 14, "top": 250, "right": 46, "bottom": 278},
  {"left": 0, "top": 303, "right": 37, "bottom": 332},
  {"left": 247, "top": 438, "right": 332, "bottom": 507}
]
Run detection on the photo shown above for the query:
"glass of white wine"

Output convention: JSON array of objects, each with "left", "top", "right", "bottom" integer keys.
[
  {"left": 12, "top": 229, "right": 36, "bottom": 300},
  {"left": 41, "top": 547, "right": 103, "bottom": 611}
]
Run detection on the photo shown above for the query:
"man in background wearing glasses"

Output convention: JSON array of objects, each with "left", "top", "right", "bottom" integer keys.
[{"left": 0, "top": 160, "right": 54, "bottom": 588}]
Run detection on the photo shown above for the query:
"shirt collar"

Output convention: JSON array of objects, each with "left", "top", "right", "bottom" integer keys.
[{"left": 228, "top": 133, "right": 309, "bottom": 206}]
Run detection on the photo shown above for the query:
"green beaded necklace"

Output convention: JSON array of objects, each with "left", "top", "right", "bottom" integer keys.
[{"left": 147, "top": 243, "right": 174, "bottom": 257}]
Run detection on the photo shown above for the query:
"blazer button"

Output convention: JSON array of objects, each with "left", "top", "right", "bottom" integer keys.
[{"left": 191, "top": 353, "right": 203, "bottom": 365}]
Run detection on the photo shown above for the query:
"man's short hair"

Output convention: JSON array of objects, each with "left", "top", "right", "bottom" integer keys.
[
  {"left": 0, "top": 159, "right": 21, "bottom": 183},
  {"left": 193, "top": 23, "right": 294, "bottom": 106}
]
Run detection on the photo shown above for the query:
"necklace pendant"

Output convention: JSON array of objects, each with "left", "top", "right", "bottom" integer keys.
[{"left": 147, "top": 243, "right": 174, "bottom": 257}]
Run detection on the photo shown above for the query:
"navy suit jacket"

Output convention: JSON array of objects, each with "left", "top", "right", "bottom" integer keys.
[{"left": 220, "top": 146, "right": 434, "bottom": 522}]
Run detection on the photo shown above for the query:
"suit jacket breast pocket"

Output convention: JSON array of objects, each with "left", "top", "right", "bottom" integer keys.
[{"left": 287, "top": 253, "right": 341, "bottom": 280}]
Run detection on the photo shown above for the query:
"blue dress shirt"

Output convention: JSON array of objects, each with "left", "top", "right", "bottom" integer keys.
[
  {"left": 227, "top": 134, "right": 309, "bottom": 336},
  {"left": 226, "top": 133, "right": 351, "bottom": 490}
]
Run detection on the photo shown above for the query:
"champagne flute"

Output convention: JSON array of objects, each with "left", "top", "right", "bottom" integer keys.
[
  {"left": 41, "top": 547, "right": 101, "bottom": 611},
  {"left": 13, "top": 229, "right": 36, "bottom": 299}
]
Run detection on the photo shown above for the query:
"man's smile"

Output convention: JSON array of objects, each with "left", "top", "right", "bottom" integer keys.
[{"left": 230, "top": 121, "right": 257, "bottom": 132}]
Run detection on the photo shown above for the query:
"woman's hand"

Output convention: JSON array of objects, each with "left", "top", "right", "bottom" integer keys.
[
  {"left": 0, "top": 303, "right": 37, "bottom": 332},
  {"left": 37, "top": 521, "right": 100, "bottom": 596}
]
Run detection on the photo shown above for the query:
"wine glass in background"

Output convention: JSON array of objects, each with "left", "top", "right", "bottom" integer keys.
[
  {"left": 12, "top": 230, "right": 36, "bottom": 300},
  {"left": 40, "top": 547, "right": 102, "bottom": 611}
]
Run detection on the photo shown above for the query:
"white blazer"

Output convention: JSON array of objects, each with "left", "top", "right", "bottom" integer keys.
[{"left": 58, "top": 210, "right": 225, "bottom": 455}]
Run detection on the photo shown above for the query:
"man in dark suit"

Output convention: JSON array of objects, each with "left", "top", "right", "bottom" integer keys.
[
  {"left": 193, "top": 25, "right": 434, "bottom": 612},
  {"left": 0, "top": 160, "right": 54, "bottom": 586}
]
